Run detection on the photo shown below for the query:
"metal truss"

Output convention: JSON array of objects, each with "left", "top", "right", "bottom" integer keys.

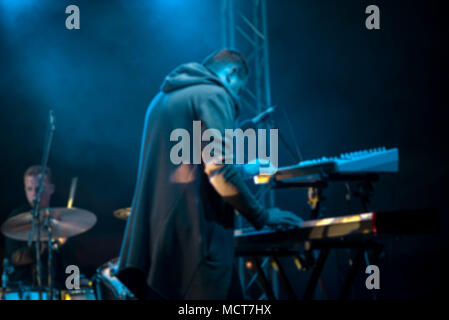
[{"left": 221, "top": 0, "right": 278, "bottom": 299}]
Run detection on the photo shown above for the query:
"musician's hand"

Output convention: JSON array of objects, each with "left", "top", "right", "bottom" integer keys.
[
  {"left": 265, "top": 208, "right": 303, "bottom": 231},
  {"left": 242, "top": 158, "right": 277, "bottom": 177}
]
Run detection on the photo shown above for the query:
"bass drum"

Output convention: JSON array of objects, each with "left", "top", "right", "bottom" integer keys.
[
  {"left": 93, "top": 258, "right": 136, "bottom": 300},
  {"left": 60, "top": 273, "right": 96, "bottom": 300},
  {"left": 60, "top": 288, "right": 96, "bottom": 300},
  {"left": 0, "top": 286, "right": 57, "bottom": 300}
]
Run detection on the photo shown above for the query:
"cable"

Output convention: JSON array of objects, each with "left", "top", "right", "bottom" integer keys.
[{"left": 279, "top": 107, "right": 304, "bottom": 162}]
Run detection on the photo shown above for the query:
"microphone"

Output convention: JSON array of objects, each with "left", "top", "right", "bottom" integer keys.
[
  {"left": 49, "top": 109, "right": 56, "bottom": 131},
  {"left": 239, "top": 105, "right": 304, "bottom": 163},
  {"left": 239, "top": 106, "right": 276, "bottom": 128},
  {"left": 250, "top": 106, "right": 276, "bottom": 125}
]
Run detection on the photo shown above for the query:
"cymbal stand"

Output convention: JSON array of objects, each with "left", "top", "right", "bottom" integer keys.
[
  {"left": 44, "top": 208, "right": 55, "bottom": 300},
  {"left": 27, "top": 110, "right": 55, "bottom": 300}
]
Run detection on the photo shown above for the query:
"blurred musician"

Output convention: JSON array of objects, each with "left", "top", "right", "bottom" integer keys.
[
  {"left": 118, "top": 49, "right": 303, "bottom": 300},
  {"left": 3, "top": 165, "right": 65, "bottom": 288}
]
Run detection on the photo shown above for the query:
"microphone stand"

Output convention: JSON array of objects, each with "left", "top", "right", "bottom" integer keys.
[
  {"left": 45, "top": 208, "right": 55, "bottom": 300},
  {"left": 241, "top": 110, "right": 302, "bottom": 164},
  {"left": 274, "top": 120, "right": 301, "bottom": 163},
  {"left": 238, "top": 107, "right": 303, "bottom": 207},
  {"left": 27, "top": 110, "right": 56, "bottom": 300}
]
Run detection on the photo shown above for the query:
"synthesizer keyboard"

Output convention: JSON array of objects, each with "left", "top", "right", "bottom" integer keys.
[
  {"left": 234, "top": 209, "right": 438, "bottom": 256},
  {"left": 254, "top": 147, "right": 399, "bottom": 184}
]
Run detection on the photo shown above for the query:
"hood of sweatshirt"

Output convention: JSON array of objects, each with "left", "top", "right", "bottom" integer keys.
[{"left": 160, "top": 62, "right": 240, "bottom": 113}]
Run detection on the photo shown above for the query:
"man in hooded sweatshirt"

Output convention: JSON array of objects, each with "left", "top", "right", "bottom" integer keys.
[{"left": 117, "top": 49, "right": 303, "bottom": 300}]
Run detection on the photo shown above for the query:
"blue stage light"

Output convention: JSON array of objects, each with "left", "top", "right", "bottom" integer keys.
[
  {"left": 0, "top": 0, "right": 39, "bottom": 26},
  {"left": 0, "top": 0, "right": 36, "bottom": 10}
]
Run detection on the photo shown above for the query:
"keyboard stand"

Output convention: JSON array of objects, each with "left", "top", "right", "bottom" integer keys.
[
  {"left": 339, "top": 241, "right": 384, "bottom": 299},
  {"left": 239, "top": 238, "right": 385, "bottom": 300},
  {"left": 250, "top": 257, "right": 276, "bottom": 300},
  {"left": 302, "top": 247, "right": 329, "bottom": 300}
]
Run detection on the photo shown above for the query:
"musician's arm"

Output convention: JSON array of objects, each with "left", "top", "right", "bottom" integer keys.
[
  {"left": 195, "top": 86, "right": 302, "bottom": 230},
  {"left": 10, "top": 247, "right": 35, "bottom": 266},
  {"left": 195, "top": 87, "right": 269, "bottom": 229},
  {"left": 5, "top": 231, "right": 47, "bottom": 266}
]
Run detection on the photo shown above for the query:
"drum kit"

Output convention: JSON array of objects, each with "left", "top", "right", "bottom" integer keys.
[
  {"left": 0, "top": 206, "right": 135, "bottom": 300},
  {"left": 0, "top": 112, "right": 135, "bottom": 300}
]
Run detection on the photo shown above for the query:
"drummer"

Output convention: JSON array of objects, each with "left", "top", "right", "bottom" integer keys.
[{"left": 3, "top": 165, "right": 65, "bottom": 288}]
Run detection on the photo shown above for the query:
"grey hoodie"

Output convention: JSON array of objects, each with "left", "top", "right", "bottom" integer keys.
[
  {"left": 161, "top": 62, "right": 240, "bottom": 112},
  {"left": 118, "top": 62, "right": 267, "bottom": 299}
]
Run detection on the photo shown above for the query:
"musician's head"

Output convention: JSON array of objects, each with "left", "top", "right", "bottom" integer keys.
[
  {"left": 23, "top": 165, "right": 55, "bottom": 208},
  {"left": 203, "top": 49, "right": 249, "bottom": 97}
]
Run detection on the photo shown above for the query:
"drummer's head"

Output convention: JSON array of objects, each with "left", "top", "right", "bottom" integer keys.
[{"left": 23, "top": 165, "right": 55, "bottom": 208}]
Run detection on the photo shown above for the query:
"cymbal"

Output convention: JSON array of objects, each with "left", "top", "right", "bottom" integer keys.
[
  {"left": 1, "top": 207, "right": 97, "bottom": 241},
  {"left": 113, "top": 207, "right": 130, "bottom": 220}
]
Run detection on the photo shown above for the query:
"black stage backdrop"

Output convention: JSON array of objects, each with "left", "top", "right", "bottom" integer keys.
[{"left": 0, "top": 0, "right": 447, "bottom": 299}]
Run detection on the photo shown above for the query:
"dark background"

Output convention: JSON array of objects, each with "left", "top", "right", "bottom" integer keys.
[{"left": 0, "top": 0, "right": 447, "bottom": 299}]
